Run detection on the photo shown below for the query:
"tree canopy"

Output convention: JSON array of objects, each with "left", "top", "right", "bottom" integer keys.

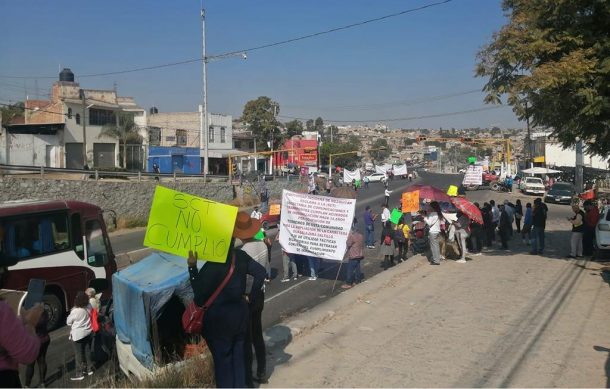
[
  {"left": 319, "top": 141, "right": 360, "bottom": 169},
  {"left": 1, "top": 102, "right": 24, "bottom": 125},
  {"left": 284, "top": 119, "right": 303, "bottom": 138},
  {"left": 476, "top": 0, "right": 610, "bottom": 155},
  {"left": 369, "top": 138, "right": 391, "bottom": 162},
  {"left": 240, "top": 96, "right": 281, "bottom": 149}
]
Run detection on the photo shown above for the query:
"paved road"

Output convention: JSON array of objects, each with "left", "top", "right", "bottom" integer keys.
[{"left": 40, "top": 171, "right": 579, "bottom": 387}]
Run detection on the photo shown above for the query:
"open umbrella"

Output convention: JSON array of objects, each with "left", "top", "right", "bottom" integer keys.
[
  {"left": 404, "top": 184, "right": 452, "bottom": 203},
  {"left": 450, "top": 197, "right": 483, "bottom": 225},
  {"left": 521, "top": 167, "right": 562, "bottom": 174}
]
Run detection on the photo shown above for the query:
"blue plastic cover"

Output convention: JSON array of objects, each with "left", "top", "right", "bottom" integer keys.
[{"left": 112, "top": 252, "right": 202, "bottom": 369}]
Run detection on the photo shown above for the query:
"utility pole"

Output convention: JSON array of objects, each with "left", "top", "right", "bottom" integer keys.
[
  {"left": 575, "top": 138, "right": 584, "bottom": 193},
  {"left": 80, "top": 89, "right": 87, "bottom": 168},
  {"left": 525, "top": 101, "right": 532, "bottom": 168},
  {"left": 201, "top": 6, "right": 209, "bottom": 180}
]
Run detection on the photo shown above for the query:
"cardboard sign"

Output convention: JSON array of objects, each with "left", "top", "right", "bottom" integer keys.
[
  {"left": 390, "top": 208, "right": 402, "bottom": 224},
  {"left": 463, "top": 165, "right": 483, "bottom": 186},
  {"left": 269, "top": 204, "right": 281, "bottom": 216},
  {"left": 401, "top": 191, "right": 420, "bottom": 213},
  {"left": 447, "top": 185, "right": 458, "bottom": 197},
  {"left": 143, "top": 186, "right": 238, "bottom": 263},
  {"left": 278, "top": 190, "right": 355, "bottom": 261}
]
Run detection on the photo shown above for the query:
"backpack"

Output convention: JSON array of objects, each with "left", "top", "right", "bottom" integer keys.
[
  {"left": 394, "top": 226, "right": 406, "bottom": 243},
  {"left": 383, "top": 235, "right": 392, "bottom": 245}
]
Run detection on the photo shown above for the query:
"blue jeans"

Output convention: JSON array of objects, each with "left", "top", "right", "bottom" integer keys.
[
  {"left": 308, "top": 256, "right": 320, "bottom": 278},
  {"left": 345, "top": 259, "right": 362, "bottom": 284},
  {"left": 531, "top": 226, "right": 545, "bottom": 254},
  {"left": 365, "top": 224, "right": 374, "bottom": 247},
  {"left": 206, "top": 334, "right": 246, "bottom": 388}
]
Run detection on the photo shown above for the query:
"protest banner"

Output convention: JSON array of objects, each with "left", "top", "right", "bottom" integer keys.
[
  {"left": 143, "top": 186, "right": 238, "bottom": 263},
  {"left": 447, "top": 185, "right": 458, "bottom": 197},
  {"left": 278, "top": 190, "right": 356, "bottom": 261},
  {"left": 342, "top": 168, "right": 361, "bottom": 184},
  {"left": 390, "top": 208, "right": 402, "bottom": 224},
  {"left": 269, "top": 204, "right": 281, "bottom": 216},
  {"left": 401, "top": 191, "right": 420, "bottom": 213},
  {"left": 462, "top": 165, "right": 483, "bottom": 186},
  {"left": 393, "top": 164, "right": 408, "bottom": 176}
]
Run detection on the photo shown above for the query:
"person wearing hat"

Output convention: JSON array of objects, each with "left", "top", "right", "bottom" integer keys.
[
  {"left": 187, "top": 212, "right": 267, "bottom": 388},
  {"left": 0, "top": 226, "right": 44, "bottom": 387}
]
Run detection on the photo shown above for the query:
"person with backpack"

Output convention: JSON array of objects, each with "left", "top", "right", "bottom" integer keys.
[
  {"left": 394, "top": 217, "right": 410, "bottom": 262},
  {"left": 380, "top": 222, "right": 396, "bottom": 270},
  {"left": 424, "top": 201, "right": 444, "bottom": 266}
]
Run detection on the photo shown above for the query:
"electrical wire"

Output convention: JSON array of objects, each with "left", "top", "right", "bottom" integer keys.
[
  {"left": 0, "top": 0, "right": 454, "bottom": 79},
  {"left": 278, "top": 105, "right": 506, "bottom": 123}
]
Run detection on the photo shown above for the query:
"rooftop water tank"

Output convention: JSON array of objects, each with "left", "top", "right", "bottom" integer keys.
[
  {"left": 150, "top": 107, "right": 158, "bottom": 115},
  {"left": 59, "top": 68, "right": 74, "bottom": 82}
]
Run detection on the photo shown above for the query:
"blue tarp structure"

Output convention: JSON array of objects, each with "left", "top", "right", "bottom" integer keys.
[{"left": 112, "top": 253, "right": 202, "bottom": 369}]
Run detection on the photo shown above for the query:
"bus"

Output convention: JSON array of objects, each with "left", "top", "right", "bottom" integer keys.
[{"left": 0, "top": 200, "right": 117, "bottom": 330}]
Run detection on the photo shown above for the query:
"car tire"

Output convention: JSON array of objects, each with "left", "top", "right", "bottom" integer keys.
[{"left": 43, "top": 292, "right": 64, "bottom": 331}]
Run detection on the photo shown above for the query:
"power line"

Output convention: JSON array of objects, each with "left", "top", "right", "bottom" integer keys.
[
  {"left": 279, "top": 106, "right": 506, "bottom": 123},
  {"left": 0, "top": 0, "right": 454, "bottom": 80}
]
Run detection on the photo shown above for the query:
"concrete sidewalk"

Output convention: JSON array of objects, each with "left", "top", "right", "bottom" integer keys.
[{"left": 261, "top": 227, "right": 610, "bottom": 387}]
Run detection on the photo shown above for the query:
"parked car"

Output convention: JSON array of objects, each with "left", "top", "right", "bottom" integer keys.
[
  {"left": 365, "top": 173, "right": 386, "bottom": 183},
  {"left": 544, "top": 182, "right": 575, "bottom": 204},
  {"left": 520, "top": 177, "right": 546, "bottom": 195},
  {"left": 260, "top": 210, "right": 280, "bottom": 230},
  {"left": 595, "top": 206, "right": 610, "bottom": 258}
]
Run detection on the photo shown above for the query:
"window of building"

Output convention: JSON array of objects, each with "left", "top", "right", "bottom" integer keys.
[
  {"left": 89, "top": 108, "right": 116, "bottom": 126},
  {"left": 176, "top": 129, "right": 187, "bottom": 146},
  {"left": 149, "top": 127, "right": 161, "bottom": 146},
  {"left": 209, "top": 126, "right": 215, "bottom": 142},
  {"left": 75, "top": 114, "right": 81, "bottom": 124},
  {"left": 67, "top": 108, "right": 72, "bottom": 119},
  {"left": 0, "top": 213, "right": 70, "bottom": 260},
  {"left": 249, "top": 141, "right": 254, "bottom": 149},
  {"left": 234, "top": 141, "right": 242, "bottom": 149},
  {"left": 220, "top": 127, "right": 226, "bottom": 143}
]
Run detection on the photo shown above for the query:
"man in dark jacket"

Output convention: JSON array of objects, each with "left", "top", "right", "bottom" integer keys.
[
  {"left": 530, "top": 198, "right": 548, "bottom": 255},
  {"left": 187, "top": 212, "right": 267, "bottom": 388}
]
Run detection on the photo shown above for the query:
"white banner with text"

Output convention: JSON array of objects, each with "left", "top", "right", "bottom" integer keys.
[
  {"left": 279, "top": 190, "right": 356, "bottom": 261},
  {"left": 463, "top": 165, "right": 483, "bottom": 186}
]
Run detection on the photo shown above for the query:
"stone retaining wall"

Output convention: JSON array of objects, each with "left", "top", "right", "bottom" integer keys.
[{"left": 0, "top": 176, "right": 304, "bottom": 224}]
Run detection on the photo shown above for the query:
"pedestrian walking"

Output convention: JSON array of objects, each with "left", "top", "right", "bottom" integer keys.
[
  {"left": 343, "top": 219, "right": 364, "bottom": 288},
  {"left": 530, "top": 198, "right": 547, "bottom": 255},
  {"left": 277, "top": 231, "right": 298, "bottom": 282},
  {"left": 364, "top": 206, "right": 377, "bottom": 248},
  {"left": 394, "top": 217, "right": 410, "bottom": 262},
  {"left": 568, "top": 204, "right": 585, "bottom": 258},
  {"left": 522, "top": 202, "right": 533, "bottom": 244},
  {"left": 583, "top": 200, "right": 600, "bottom": 256},
  {"left": 380, "top": 204, "right": 391, "bottom": 225},
  {"left": 380, "top": 222, "right": 396, "bottom": 270},
  {"left": 67, "top": 292, "right": 94, "bottom": 381},
  {"left": 384, "top": 188, "right": 393, "bottom": 207},
  {"left": 514, "top": 199, "right": 523, "bottom": 233},
  {"left": 425, "top": 201, "right": 444, "bottom": 265},
  {"left": 363, "top": 175, "right": 369, "bottom": 189},
  {"left": 454, "top": 211, "right": 471, "bottom": 263}
]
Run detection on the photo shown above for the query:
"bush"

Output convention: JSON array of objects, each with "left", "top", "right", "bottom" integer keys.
[{"left": 117, "top": 216, "right": 148, "bottom": 229}]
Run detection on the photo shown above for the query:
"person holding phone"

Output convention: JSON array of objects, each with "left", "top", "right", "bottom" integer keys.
[{"left": 0, "top": 237, "right": 43, "bottom": 387}]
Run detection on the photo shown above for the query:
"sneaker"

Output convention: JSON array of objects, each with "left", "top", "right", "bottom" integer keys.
[
  {"left": 70, "top": 375, "right": 85, "bottom": 381},
  {"left": 456, "top": 259, "right": 467, "bottom": 263},
  {"left": 567, "top": 255, "right": 575, "bottom": 258},
  {"left": 341, "top": 284, "right": 353, "bottom": 289},
  {"left": 472, "top": 252, "right": 482, "bottom": 256},
  {"left": 429, "top": 262, "right": 440, "bottom": 266},
  {"left": 308, "top": 276, "right": 317, "bottom": 281},
  {"left": 87, "top": 370, "right": 94, "bottom": 376},
  {"left": 280, "top": 278, "right": 290, "bottom": 283},
  {"left": 440, "top": 255, "right": 446, "bottom": 260},
  {"left": 293, "top": 276, "right": 298, "bottom": 281}
]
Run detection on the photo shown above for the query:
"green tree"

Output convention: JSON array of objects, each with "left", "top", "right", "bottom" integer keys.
[
  {"left": 305, "top": 119, "right": 314, "bottom": 132},
  {"left": 0, "top": 102, "right": 24, "bottom": 125},
  {"left": 314, "top": 117, "right": 324, "bottom": 135},
  {"left": 99, "top": 112, "right": 142, "bottom": 168},
  {"left": 284, "top": 119, "right": 303, "bottom": 138},
  {"left": 476, "top": 0, "right": 610, "bottom": 155},
  {"left": 240, "top": 96, "right": 281, "bottom": 149},
  {"left": 320, "top": 141, "right": 360, "bottom": 169},
  {"left": 346, "top": 134, "right": 362, "bottom": 148},
  {"left": 369, "top": 138, "right": 391, "bottom": 162},
  {"left": 404, "top": 138, "right": 417, "bottom": 146}
]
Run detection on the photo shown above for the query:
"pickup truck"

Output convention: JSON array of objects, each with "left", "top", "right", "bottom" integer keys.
[{"left": 520, "top": 177, "right": 546, "bottom": 195}]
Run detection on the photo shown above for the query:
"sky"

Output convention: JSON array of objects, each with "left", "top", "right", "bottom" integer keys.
[{"left": 0, "top": 0, "right": 521, "bottom": 130}]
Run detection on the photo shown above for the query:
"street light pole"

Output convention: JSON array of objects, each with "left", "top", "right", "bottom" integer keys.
[
  {"left": 201, "top": 6, "right": 209, "bottom": 181},
  {"left": 80, "top": 89, "right": 87, "bottom": 168}
]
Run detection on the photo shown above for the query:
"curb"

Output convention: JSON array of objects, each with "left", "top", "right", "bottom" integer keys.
[{"left": 115, "top": 248, "right": 153, "bottom": 270}]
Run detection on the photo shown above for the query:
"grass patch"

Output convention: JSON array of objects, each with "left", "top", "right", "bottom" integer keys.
[{"left": 116, "top": 216, "right": 148, "bottom": 229}]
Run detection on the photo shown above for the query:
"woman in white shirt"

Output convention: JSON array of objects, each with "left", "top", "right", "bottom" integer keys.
[
  {"left": 424, "top": 201, "right": 444, "bottom": 265},
  {"left": 66, "top": 291, "right": 93, "bottom": 381}
]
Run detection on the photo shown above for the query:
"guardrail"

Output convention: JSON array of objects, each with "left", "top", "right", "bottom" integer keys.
[{"left": 0, "top": 164, "right": 229, "bottom": 182}]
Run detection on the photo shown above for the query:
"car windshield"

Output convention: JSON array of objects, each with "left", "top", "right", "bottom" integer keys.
[
  {"left": 550, "top": 189, "right": 572, "bottom": 196},
  {"left": 552, "top": 183, "right": 573, "bottom": 191},
  {"left": 526, "top": 178, "right": 543, "bottom": 184}
]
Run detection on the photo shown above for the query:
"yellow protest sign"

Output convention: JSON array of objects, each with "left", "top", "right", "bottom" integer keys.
[
  {"left": 143, "top": 186, "right": 238, "bottom": 263},
  {"left": 269, "top": 204, "right": 281, "bottom": 216},
  {"left": 401, "top": 191, "right": 420, "bottom": 213},
  {"left": 447, "top": 185, "right": 458, "bottom": 197}
]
